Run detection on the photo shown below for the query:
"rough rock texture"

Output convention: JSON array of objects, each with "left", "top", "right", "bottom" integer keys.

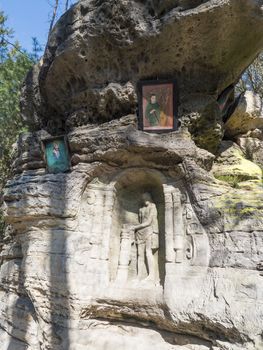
[
  {"left": 212, "top": 141, "right": 262, "bottom": 180},
  {"left": 224, "top": 91, "right": 263, "bottom": 138},
  {"left": 21, "top": 0, "right": 263, "bottom": 152},
  {"left": 1, "top": 118, "right": 263, "bottom": 350},
  {"left": 237, "top": 135, "right": 263, "bottom": 169},
  {"left": 224, "top": 90, "right": 263, "bottom": 167},
  {"left": 2, "top": 1, "right": 263, "bottom": 350}
]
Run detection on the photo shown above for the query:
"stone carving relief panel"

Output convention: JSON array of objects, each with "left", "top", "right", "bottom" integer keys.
[
  {"left": 78, "top": 178, "right": 116, "bottom": 288},
  {"left": 164, "top": 184, "right": 209, "bottom": 268},
  {"left": 114, "top": 189, "right": 163, "bottom": 287},
  {"left": 78, "top": 168, "right": 210, "bottom": 292}
]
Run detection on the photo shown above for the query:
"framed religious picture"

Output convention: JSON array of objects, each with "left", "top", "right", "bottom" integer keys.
[
  {"left": 42, "top": 136, "right": 71, "bottom": 173},
  {"left": 137, "top": 79, "right": 178, "bottom": 132}
]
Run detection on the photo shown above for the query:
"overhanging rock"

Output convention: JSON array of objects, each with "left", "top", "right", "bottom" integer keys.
[
  {"left": 1, "top": 1, "right": 263, "bottom": 350},
  {"left": 21, "top": 0, "right": 263, "bottom": 151}
]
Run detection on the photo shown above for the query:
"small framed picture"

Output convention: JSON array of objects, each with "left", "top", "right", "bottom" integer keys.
[
  {"left": 42, "top": 136, "right": 71, "bottom": 173},
  {"left": 137, "top": 79, "right": 178, "bottom": 132}
]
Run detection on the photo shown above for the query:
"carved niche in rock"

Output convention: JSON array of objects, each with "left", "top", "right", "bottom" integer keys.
[
  {"left": 78, "top": 168, "right": 210, "bottom": 291},
  {"left": 108, "top": 169, "right": 165, "bottom": 287}
]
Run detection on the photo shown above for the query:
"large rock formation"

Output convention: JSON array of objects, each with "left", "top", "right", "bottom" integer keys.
[
  {"left": 21, "top": 0, "right": 263, "bottom": 151},
  {"left": 224, "top": 91, "right": 263, "bottom": 139},
  {"left": 1, "top": 1, "right": 263, "bottom": 350}
]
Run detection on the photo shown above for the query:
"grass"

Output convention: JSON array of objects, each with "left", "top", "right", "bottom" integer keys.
[{"left": 214, "top": 174, "right": 252, "bottom": 188}]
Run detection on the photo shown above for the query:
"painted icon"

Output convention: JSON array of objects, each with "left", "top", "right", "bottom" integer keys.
[
  {"left": 42, "top": 136, "right": 70, "bottom": 173},
  {"left": 137, "top": 80, "right": 178, "bottom": 132}
]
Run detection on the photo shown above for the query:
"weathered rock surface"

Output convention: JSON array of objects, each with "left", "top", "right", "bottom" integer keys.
[
  {"left": 2, "top": 1, "right": 263, "bottom": 350},
  {"left": 237, "top": 135, "right": 263, "bottom": 169},
  {"left": 224, "top": 90, "right": 263, "bottom": 167},
  {"left": 0, "top": 121, "right": 263, "bottom": 349},
  {"left": 224, "top": 91, "right": 263, "bottom": 138},
  {"left": 212, "top": 140, "right": 262, "bottom": 181},
  {"left": 21, "top": 0, "right": 263, "bottom": 152}
]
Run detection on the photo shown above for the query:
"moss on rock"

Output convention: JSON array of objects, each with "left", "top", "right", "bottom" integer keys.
[{"left": 212, "top": 141, "right": 262, "bottom": 181}]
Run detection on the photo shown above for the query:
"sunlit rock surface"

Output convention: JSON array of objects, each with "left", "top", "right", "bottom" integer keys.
[
  {"left": 224, "top": 91, "right": 263, "bottom": 138},
  {"left": 21, "top": 0, "right": 263, "bottom": 152},
  {"left": 1, "top": 1, "right": 263, "bottom": 350}
]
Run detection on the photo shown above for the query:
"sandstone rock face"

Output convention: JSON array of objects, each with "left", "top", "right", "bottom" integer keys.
[
  {"left": 21, "top": 0, "right": 263, "bottom": 151},
  {"left": 224, "top": 91, "right": 263, "bottom": 168},
  {"left": 237, "top": 135, "right": 263, "bottom": 168},
  {"left": 1, "top": 120, "right": 263, "bottom": 350},
  {"left": 224, "top": 91, "right": 263, "bottom": 138},
  {"left": 212, "top": 140, "right": 262, "bottom": 181},
  {"left": 1, "top": 1, "right": 263, "bottom": 350}
]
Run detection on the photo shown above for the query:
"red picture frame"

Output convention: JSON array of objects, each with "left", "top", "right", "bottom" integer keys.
[{"left": 137, "top": 80, "right": 178, "bottom": 133}]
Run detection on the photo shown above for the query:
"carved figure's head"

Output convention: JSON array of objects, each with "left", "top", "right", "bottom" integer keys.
[{"left": 142, "top": 192, "right": 153, "bottom": 205}]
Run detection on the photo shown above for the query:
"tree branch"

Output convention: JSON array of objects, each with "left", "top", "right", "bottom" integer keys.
[
  {"left": 48, "top": 0, "right": 59, "bottom": 37},
  {"left": 0, "top": 37, "right": 33, "bottom": 60}
]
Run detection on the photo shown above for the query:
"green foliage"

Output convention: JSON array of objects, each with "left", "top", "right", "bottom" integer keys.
[
  {"left": 0, "top": 12, "right": 13, "bottom": 44},
  {"left": 214, "top": 175, "right": 253, "bottom": 188},
  {"left": 215, "top": 175, "right": 240, "bottom": 188},
  {"left": 0, "top": 11, "right": 41, "bottom": 238},
  {"left": 0, "top": 48, "right": 33, "bottom": 183}
]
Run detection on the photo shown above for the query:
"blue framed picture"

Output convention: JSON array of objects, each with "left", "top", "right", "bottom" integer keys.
[{"left": 42, "top": 136, "right": 70, "bottom": 173}]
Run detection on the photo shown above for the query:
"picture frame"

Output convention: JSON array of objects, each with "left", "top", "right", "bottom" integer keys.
[
  {"left": 41, "top": 136, "right": 71, "bottom": 174},
  {"left": 137, "top": 79, "right": 179, "bottom": 133}
]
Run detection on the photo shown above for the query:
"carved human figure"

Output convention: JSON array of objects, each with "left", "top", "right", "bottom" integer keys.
[{"left": 133, "top": 193, "right": 159, "bottom": 281}]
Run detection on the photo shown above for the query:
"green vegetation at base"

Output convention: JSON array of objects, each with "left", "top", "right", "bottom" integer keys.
[
  {"left": 214, "top": 174, "right": 254, "bottom": 188},
  {"left": 214, "top": 179, "right": 263, "bottom": 228}
]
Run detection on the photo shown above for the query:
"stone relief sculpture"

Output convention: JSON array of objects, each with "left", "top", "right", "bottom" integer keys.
[
  {"left": 164, "top": 186, "right": 185, "bottom": 264},
  {"left": 113, "top": 173, "right": 210, "bottom": 288},
  {"left": 81, "top": 172, "right": 210, "bottom": 291},
  {"left": 116, "top": 193, "right": 159, "bottom": 285},
  {"left": 2, "top": 0, "right": 263, "bottom": 347},
  {"left": 133, "top": 193, "right": 159, "bottom": 281}
]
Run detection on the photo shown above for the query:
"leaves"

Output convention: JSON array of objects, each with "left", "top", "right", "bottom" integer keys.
[{"left": 0, "top": 49, "right": 33, "bottom": 184}]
